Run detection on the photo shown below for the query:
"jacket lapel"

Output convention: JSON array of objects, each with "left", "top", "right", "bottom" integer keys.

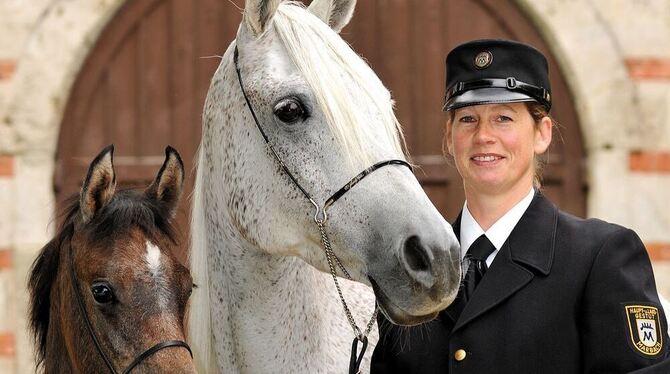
[{"left": 445, "top": 192, "right": 559, "bottom": 332}]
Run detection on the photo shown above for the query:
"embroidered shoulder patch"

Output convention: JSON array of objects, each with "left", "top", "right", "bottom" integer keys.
[{"left": 623, "top": 304, "right": 664, "bottom": 356}]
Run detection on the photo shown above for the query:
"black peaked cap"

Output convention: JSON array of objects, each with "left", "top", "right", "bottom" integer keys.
[{"left": 443, "top": 39, "right": 552, "bottom": 111}]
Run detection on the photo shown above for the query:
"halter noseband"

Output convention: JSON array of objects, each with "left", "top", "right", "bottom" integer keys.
[
  {"left": 69, "top": 250, "right": 193, "bottom": 374},
  {"left": 234, "top": 46, "right": 411, "bottom": 374}
]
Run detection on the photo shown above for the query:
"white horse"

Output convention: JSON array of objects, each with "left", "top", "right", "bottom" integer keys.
[{"left": 188, "top": 0, "right": 461, "bottom": 373}]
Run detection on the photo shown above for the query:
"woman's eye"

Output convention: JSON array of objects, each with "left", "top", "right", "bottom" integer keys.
[
  {"left": 91, "top": 283, "right": 115, "bottom": 304},
  {"left": 496, "top": 115, "right": 513, "bottom": 122},
  {"left": 273, "top": 98, "right": 306, "bottom": 124},
  {"left": 458, "top": 115, "right": 476, "bottom": 123}
]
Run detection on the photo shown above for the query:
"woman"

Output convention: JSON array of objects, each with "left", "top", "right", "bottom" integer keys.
[{"left": 371, "top": 39, "right": 669, "bottom": 373}]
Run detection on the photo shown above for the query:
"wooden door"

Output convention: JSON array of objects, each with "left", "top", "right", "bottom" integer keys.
[
  {"left": 56, "top": 0, "right": 586, "bottom": 262},
  {"left": 55, "top": 0, "right": 243, "bottom": 263}
]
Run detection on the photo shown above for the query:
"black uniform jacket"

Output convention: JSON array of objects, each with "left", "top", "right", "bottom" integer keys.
[{"left": 371, "top": 192, "right": 669, "bottom": 374}]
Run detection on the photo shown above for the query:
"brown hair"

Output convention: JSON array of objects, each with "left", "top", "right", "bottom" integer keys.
[{"left": 442, "top": 101, "right": 557, "bottom": 189}]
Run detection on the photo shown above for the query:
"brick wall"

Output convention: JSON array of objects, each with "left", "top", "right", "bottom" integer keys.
[
  {"left": 0, "top": 155, "right": 15, "bottom": 373},
  {"left": 624, "top": 51, "right": 670, "bottom": 296},
  {"left": 0, "top": 20, "right": 16, "bottom": 367}
]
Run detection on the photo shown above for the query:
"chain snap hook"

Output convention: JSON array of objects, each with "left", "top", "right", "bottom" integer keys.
[{"left": 310, "top": 198, "right": 328, "bottom": 224}]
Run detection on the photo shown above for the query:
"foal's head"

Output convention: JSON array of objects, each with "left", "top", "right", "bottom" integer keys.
[{"left": 29, "top": 145, "right": 195, "bottom": 373}]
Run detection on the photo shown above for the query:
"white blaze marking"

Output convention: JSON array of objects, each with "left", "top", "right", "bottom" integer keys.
[
  {"left": 145, "top": 240, "right": 168, "bottom": 309},
  {"left": 145, "top": 241, "right": 162, "bottom": 277}
]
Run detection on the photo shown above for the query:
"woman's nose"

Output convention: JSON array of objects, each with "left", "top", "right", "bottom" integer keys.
[{"left": 473, "top": 122, "right": 496, "bottom": 144}]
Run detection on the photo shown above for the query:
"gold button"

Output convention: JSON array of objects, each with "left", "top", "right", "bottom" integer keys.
[{"left": 454, "top": 349, "right": 467, "bottom": 361}]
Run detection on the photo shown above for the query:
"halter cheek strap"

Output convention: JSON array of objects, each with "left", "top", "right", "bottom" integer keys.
[{"left": 69, "top": 250, "right": 193, "bottom": 374}]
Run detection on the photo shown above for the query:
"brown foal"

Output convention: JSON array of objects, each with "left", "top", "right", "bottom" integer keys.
[{"left": 28, "top": 145, "right": 196, "bottom": 373}]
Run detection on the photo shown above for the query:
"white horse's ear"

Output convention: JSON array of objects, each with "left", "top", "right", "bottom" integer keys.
[
  {"left": 244, "top": 0, "right": 284, "bottom": 37},
  {"left": 80, "top": 144, "right": 116, "bottom": 223},
  {"left": 308, "top": 0, "right": 356, "bottom": 33},
  {"left": 145, "top": 146, "right": 185, "bottom": 218}
]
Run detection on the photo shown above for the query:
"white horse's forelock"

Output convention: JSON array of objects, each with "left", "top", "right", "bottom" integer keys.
[{"left": 273, "top": 3, "right": 406, "bottom": 169}]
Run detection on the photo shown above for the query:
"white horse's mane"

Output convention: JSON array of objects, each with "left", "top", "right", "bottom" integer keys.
[
  {"left": 272, "top": 3, "right": 406, "bottom": 169},
  {"left": 188, "top": 144, "right": 215, "bottom": 371}
]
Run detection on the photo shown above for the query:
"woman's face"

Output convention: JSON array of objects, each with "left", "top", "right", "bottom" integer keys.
[{"left": 446, "top": 102, "right": 552, "bottom": 197}]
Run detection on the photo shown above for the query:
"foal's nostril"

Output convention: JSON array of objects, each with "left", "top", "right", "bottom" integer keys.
[{"left": 403, "top": 236, "right": 432, "bottom": 273}]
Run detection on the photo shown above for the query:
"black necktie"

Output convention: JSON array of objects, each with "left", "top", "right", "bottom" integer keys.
[{"left": 463, "top": 234, "right": 496, "bottom": 300}]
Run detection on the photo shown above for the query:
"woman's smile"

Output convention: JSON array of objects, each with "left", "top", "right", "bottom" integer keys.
[{"left": 470, "top": 153, "right": 505, "bottom": 165}]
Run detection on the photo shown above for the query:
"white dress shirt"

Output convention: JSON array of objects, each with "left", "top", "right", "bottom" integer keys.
[{"left": 460, "top": 188, "right": 535, "bottom": 267}]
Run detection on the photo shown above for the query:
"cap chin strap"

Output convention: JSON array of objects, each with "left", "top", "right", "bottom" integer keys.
[{"left": 445, "top": 77, "right": 551, "bottom": 110}]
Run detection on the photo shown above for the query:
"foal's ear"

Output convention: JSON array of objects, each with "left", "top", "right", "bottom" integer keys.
[
  {"left": 308, "top": 0, "right": 356, "bottom": 33},
  {"left": 145, "top": 146, "right": 184, "bottom": 218},
  {"left": 80, "top": 144, "right": 116, "bottom": 224},
  {"left": 243, "top": 0, "right": 284, "bottom": 37}
]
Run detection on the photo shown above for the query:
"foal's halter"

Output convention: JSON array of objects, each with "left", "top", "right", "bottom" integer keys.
[
  {"left": 234, "top": 46, "right": 411, "bottom": 373},
  {"left": 69, "top": 249, "right": 193, "bottom": 373}
]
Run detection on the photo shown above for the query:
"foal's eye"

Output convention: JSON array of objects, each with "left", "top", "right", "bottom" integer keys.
[
  {"left": 91, "top": 283, "right": 115, "bottom": 304},
  {"left": 273, "top": 97, "right": 306, "bottom": 124}
]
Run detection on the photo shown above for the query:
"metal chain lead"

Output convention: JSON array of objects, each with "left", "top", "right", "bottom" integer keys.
[{"left": 316, "top": 219, "right": 378, "bottom": 339}]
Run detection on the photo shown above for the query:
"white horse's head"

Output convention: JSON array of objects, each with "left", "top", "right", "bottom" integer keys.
[{"left": 199, "top": 0, "right": 460, "bottom": 325}]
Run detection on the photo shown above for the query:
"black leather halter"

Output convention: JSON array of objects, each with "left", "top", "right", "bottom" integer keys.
[
  {"left": 233, "top": 46, "right": 412, "bottom": 222},
  {"left": 69, "top": 251, "right": 193, "bottom": 374}
]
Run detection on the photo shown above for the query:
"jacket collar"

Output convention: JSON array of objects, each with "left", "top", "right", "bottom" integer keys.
[
  {"left": 453, "top": 191, "right": 556, "bottom": 275},
  {"left": 441, "top": 192, "right": 558, "bottom": 328}
]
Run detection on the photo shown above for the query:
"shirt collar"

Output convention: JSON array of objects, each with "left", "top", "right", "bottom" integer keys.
[{"left": 460, "top": 188, "right": 535, "bottom": 259}]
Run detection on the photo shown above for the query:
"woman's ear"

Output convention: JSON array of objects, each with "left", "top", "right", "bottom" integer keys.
[
  {"left": 445, "top": 120, "right": 455, "bottom": 156},
  {"left": 534, "top": 116, "right": 553, "bottom": 155}
]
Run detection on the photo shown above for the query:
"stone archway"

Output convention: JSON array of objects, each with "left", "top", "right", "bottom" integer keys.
[{"left": 515, "top": 0, "right": 641, "bottom": 219}]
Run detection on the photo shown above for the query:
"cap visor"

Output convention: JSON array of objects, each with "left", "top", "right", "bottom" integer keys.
[{"left": 443, "top": 87, "right": 536, "bottom": 111}]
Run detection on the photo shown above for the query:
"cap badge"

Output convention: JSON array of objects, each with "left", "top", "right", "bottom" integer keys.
[{"left": 474, "top": 51, "right": 493, "bottom": 69}]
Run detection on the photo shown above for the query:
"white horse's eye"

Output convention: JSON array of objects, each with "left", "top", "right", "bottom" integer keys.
[{"left": 273, "top": 97, "right": 306, "bottom": 124}]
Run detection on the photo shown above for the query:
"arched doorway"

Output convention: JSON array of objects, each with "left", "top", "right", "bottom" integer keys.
[{"left": 55, "top": 0, "right": 586, "bottom": 262}]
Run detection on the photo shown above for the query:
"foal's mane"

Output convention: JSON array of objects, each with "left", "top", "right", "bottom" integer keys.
[
  {"left": 270, "top": 3, "right": 407, "bottom": 169},
  {"left": 28, "top": 190, "right": 178, "bottom": 368}
]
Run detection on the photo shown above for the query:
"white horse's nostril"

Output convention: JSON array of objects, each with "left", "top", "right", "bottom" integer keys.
[{"left": 401, "top": 236, "right": 435, "bottom": 288}]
